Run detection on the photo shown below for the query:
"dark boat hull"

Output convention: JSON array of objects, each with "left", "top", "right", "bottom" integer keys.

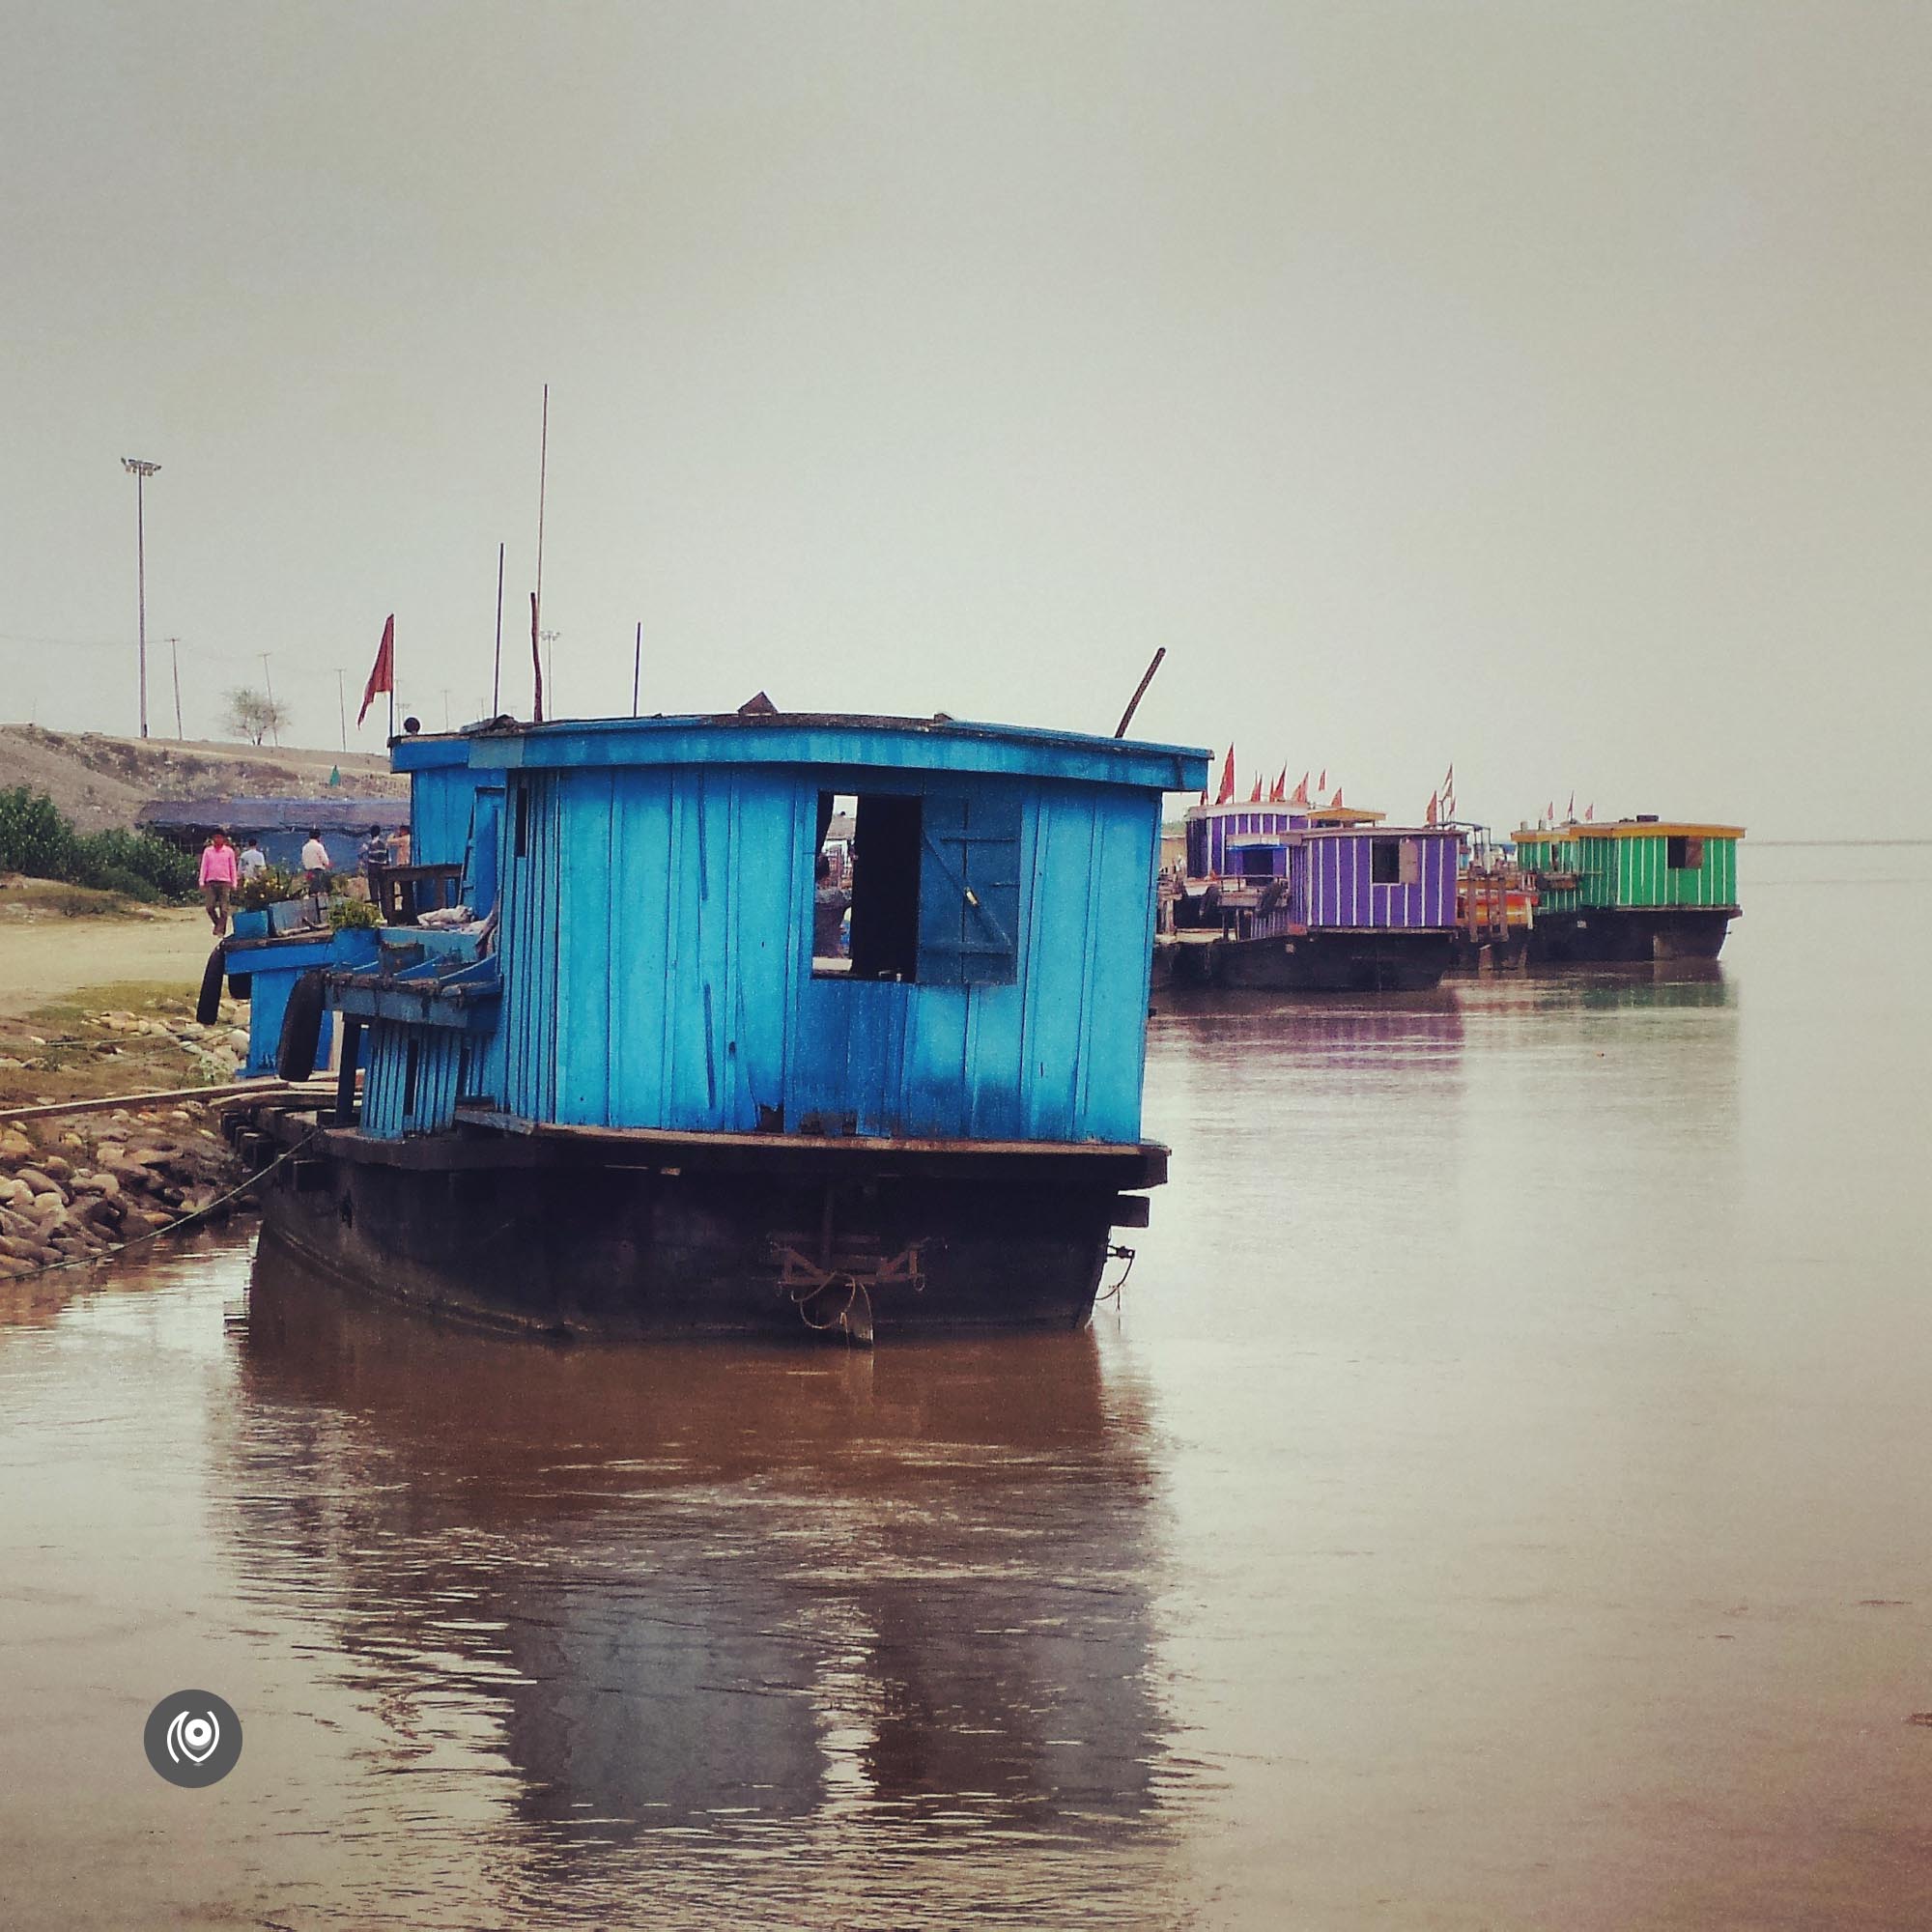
[
  {"left": 1527, "top": 908, "right": 1737, "bottom": 964},
  {"left": 242, "top": 1113, "right": 1158, "bottom": 1344},
  {"left": 1203, "top": 930, "right": 1455, "bottom": 993}
]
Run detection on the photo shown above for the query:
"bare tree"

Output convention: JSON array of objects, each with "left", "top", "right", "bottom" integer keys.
[{"left": 225, "top": 687, "right": 291, "bottom": 747}]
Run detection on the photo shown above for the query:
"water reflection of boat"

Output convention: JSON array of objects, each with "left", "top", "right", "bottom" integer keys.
[{"left": 233, "top": 1237, "right": 1174, "bottom": 1844}]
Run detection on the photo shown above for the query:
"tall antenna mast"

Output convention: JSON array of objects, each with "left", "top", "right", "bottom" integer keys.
[{"left": 532, "top": 384, "right": 549, "bottom": 716}]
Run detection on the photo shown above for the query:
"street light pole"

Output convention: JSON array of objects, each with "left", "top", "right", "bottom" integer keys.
[
  {"left": 259, "top": 651, "right": 278, "bottom": 746},
  {"left": 122, "top": 458, "right": 160, "bottom": 738}
]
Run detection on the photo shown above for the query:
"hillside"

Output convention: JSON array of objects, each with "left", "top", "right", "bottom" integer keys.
[{"left": 0, "top": 725, "right": 405, "bottom": 835}]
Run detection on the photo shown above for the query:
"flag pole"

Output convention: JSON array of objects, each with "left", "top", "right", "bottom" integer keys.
[
  {"left": 632, "top": 621, "right": 641, "bottom": 718},
  {"left": 388, "top": 617, "right": 396, "bottom": 740}
]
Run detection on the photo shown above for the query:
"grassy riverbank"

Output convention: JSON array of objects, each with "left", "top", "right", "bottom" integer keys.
[{"left": 0, "top": 877, "right": 245, "bottom": 1108}]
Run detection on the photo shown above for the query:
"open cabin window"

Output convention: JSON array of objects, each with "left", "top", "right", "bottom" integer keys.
[
  {"left": 810, "top": 787, "right": 1021, "bottom": 985},
  {"left": 812, "top": 792, "right": 920, "bottom": 980},
  {"left": 1371, "top": 838, "right": 1402, "bottom": 885},
  {"left": 1667, "top": 835, "right": 1704, "bottom": 870}
]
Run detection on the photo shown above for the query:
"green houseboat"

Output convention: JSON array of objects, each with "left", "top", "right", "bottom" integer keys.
[{"left": 1514, "top": 815, "right": 1744, "bottom": 962}]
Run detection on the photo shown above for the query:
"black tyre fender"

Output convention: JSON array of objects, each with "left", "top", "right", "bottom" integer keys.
[
  {"left": 275, "top": 970, "right": 327, "bottom": 1082},
  {"left": 226, "top": 971, "right": 253, "bottom": 1001},
  {"left": 196, "top": 948, "right": 227, "bottom": 1026}
]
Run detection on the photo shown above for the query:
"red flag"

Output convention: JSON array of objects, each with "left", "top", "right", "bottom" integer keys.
[
  {"left": 1269, "top": 766, "right": 1286, "bottom": 802},
  {"left": 1546, "top": 800, "right": 1554, "bottom": 824},
  {"left": 1289, "top": 772, "right": 1310, "bottom": 807},
  {"left": 1584, "top": 802, "right": 1594, "bottom": 822},
  {"left": 1426, "top": 791, "right": 1439, "bottom": 826},
  {"left": 1566, "top": 790, "right": 1576, "bottom": 821},
  {"left": 1327, "top": 787, "right": 1343, "bottom": 809},
  {"left": 1215, "top": 747, "right": 1236, "bottom": 804},
  {"left": 357, "top": 615, "right": 394, "bottom": 726},
  {"left": 1248, "top": 775, "right": 1264, "bottom": 802},
  {"left": 1318, "top": 769, "right": 1328, "bottom": 793}
]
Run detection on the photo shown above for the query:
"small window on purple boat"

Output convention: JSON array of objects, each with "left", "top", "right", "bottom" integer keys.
[{"left": 1370, "top": 838, "right": 1403, "bottom": 885}]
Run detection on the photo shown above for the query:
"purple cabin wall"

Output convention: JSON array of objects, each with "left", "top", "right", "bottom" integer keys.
[
  {"left": 1185, "top": 813, "right": 1456, "bottom": 928},
  {"left": 1304, "top": 831, "right": 1457, "bottom": 930}
]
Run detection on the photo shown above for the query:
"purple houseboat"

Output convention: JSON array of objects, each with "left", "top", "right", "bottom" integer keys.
[{"left": 1165, "top": 796, "right": 1463, "bottom": 991}]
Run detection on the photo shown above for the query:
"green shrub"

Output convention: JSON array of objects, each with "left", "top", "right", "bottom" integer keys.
[
  {"left": 0, "top": 787, "right": 78, "bottom": 878},
  {"left": 71, "top": 828, "right": 198, "bottom": 900},
  {"left": 0, "top": 787, "right": 197, "bottom": 902}
]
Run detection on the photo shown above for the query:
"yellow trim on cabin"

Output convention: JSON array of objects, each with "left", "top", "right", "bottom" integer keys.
[{"left": 1518, "top": 821, "right": 1745, "bottom": 841}]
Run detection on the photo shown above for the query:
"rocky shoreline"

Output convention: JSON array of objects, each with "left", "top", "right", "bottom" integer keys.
[{"left": 0, "top": 1104, "right": 246, "bottom": 1278}]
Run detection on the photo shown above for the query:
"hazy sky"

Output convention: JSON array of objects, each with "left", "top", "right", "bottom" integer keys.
[{"left": 4, "top": 2, "right": 1927, "bottom": 835}]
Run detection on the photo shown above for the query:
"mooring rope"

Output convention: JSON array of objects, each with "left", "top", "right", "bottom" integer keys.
[{"left": 1094, "top": 1243, "right": 1136, "bottom": 1305}]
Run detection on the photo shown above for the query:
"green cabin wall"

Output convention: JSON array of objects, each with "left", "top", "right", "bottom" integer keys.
[{"left": 1519, "top": 833, "right": 1738, "bottom": 911}]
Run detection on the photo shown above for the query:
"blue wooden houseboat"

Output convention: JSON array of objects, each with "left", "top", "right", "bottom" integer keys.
[
  {"left": 234, "top": 707, "right": 1208, "bottom": 1343},
  {"left": 1164, "top": 797, "right": 1463, "bottom": 991}
]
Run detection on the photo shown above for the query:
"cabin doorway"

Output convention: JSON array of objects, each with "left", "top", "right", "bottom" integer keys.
[{"left": 814, "top": 790, "right": 923, "bottom": 981}]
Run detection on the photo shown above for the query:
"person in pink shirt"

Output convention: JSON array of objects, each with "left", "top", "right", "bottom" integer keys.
[{"left": 199, "top": 829, "right": 240, "bottom": 937}]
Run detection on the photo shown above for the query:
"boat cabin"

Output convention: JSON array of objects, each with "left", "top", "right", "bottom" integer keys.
[
  {"left": 1513, "top": 817, "right": 1743, "bottom": 915},
  {"left": 341, "top": 710, "right": 1208, "bottom": 1145},
  {"left": 1179, "top": 798, "right": 1461, "bottom": 936}
]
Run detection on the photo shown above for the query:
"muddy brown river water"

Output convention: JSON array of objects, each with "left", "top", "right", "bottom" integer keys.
[{"left": 3, "top": 842, "right": 1930, "bottom": 1929}]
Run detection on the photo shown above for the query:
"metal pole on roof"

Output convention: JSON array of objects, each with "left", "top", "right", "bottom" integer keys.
[
  {"left": 632, "top": 621, "right": 641, "bottom": 717},
  {"left": 1114, "top": 646, "right": 1166, "bottom": 738},
  {"left": 491, "top": 542, "right": 504, "bottom": 715}
]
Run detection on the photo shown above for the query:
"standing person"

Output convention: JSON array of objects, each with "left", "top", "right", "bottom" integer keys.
[
  {"left": 300, "top": 827, "right": 333, "bottom": 923},
  {"left": 355, "top": 823, "right": 391, "bottom": 916},
  {"left": 389, "top": 823, "right": 412, "bottom": 867},
  {"left": 199, "top": 829, "right": 239, "bottom": 937},
  {"left": 812, "top": 853, "right": 852, "bottom": 964},
  {"left": 237, "top": 834, "right": 269, "bottom": 883}
]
